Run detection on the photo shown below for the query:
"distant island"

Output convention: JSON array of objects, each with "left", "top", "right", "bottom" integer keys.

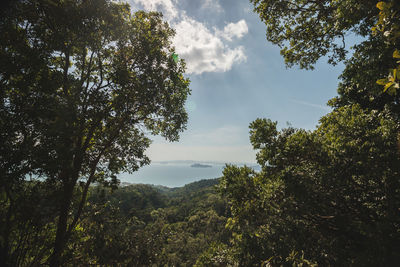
[{"left": 190, "top": 163, "right": 212, "bottom": 168}]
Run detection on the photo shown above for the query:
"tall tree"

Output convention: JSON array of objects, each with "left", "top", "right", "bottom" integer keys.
[
  {"left": 221, "top": 106, "right": 400, "bottom": 266},
  {"left": 250, "top": 0, "right": 378, "bottom": 69},
  {"left": 374, "top": 1, "right": 400, "bottom": 95},
  {"left": 217, "top": 1, "right": 400, "bottom": 265},
  {"left": 0, "top": 0, "right": 190, "bottom": 266},
  {"left": 250, "top": 0, "right": 400, "bottom": 109}
]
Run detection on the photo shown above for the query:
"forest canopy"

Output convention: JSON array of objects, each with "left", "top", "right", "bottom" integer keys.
[
  {"left": 1, "top": 0, "right": 400, "bottom": 266},
  {"left": 218, "top": 0, "right": 400, "bottom": 266},
  {"left": 0, "top": 0, "right": 189, "bottom": 265}
]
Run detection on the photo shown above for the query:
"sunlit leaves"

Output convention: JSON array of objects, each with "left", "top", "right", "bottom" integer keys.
[
  {"left": 0, "top": 0, "right": 190, "bottom": 265},
  {"left": 250, "top": 0, "right": 377, "bottom": 69},
  {"left": 220, "top": 105, "right": 400, "bottom": 265},
  {"left": 374, "top": 1, "right": 400, "bottom": 95}
]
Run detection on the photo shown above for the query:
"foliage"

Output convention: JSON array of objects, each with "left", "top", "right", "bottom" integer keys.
[
  {"left": 0, "top": 0, "right": 190, "bottom": 265},
  {"left": 70, "top": 180, "right": 231, "bottom": 266},
  {"left": 0, "top": 177, "right": 229, "bottom": 266},
  {"left": 220, "top": 2, "right": 400, "bottom": 265},
  {"left": 0, "top": 181, "right": 58, "bottom": 266},
  {"left": 328, "top": 35, "right": 400, "bottom": 111},
  {"left": 220, "top": 106, "right": 400, "bottom": 265},
  {"left": 251, "top": 0, "right": 400, "bottom": 98},
  {"left": 195, "top": 242, "right": 238, "bottom": 267},
  {"left": 2, "top": 0, "right": 400, "bottom": 266},
  {"left": 374, "top": 1, "right": 400, "bottom": 95},
  {"left": 250, "top": 0, "right": 378, "bottom": 69}
]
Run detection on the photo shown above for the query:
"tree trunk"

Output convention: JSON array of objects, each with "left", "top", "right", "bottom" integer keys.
[
  {"left": 49, "top": 180, "right": 75, "bottom": 267},
  {"left": 0, "top": 186, "right": 14, "bottom": 267}
]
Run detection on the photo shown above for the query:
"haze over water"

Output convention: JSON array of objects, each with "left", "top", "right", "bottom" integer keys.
[{"left": 118, "top": 161, "right": 258, "bottom": 187}]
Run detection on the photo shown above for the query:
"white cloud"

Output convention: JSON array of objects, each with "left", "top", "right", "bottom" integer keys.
[
  {"left": 219, "top": 20, "right": 249, "bottom": 41},
  {"left": 130, "top": 0, "right": 248, "bottom": 75},
  {"left": 173, "top": 17, "right": 246, "bottom": 74},
  {"left": 131, "top": 0, "right": 179, "bottom": 20}
]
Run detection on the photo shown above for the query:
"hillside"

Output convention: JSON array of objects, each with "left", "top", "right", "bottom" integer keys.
[{"left": 71, "top": 178, "right": 231, "bottom": 266}]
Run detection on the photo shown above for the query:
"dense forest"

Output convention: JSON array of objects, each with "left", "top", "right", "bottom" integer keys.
[
  {"left": 69, "top": 179, "right": 231, "bottom": 266},
  {"left": 1, "top": 0, "right": 400, "bottom": 266}
]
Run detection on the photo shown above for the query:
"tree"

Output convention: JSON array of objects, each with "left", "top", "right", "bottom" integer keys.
[
  {"left": 374, "top": 1, "right": 400, "bottom": 95},
  {"left": 220, "top": 106, "right": 400, "bottom": 265},
  {"left": 0, "top": 0, "right": 190, "bottom": 265},
  {"left": 217, "top": 1, "right": 400, "bottom": 265},
  {"left": 250, "top": 0, "right": 378, "bottom": 69},
  {"left": 328, "top": 34, "right": 400, "bottom": 111},
  {"left": 250, "top": 0, "right": 400, "bottom": 107}
]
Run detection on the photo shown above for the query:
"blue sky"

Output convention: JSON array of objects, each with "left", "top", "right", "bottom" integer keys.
[{"left": 130, "top": 0, "right": 344, "bottom": 163}]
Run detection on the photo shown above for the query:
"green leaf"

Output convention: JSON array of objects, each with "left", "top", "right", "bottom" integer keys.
[
  {"left": 376, "top": 2, "right": 386, "bottom": 10},
  {"left": 376, "top": 78, "right": 387, "bottom": 85},
  {"left": 172, "top": 53, "right": 179, "bottom": 63},
  {"left": 393, "top": 49, "right": 400, "bottom": 59},
  {"left": 383, "top": 81, "right": 394, "bottom": 92}
]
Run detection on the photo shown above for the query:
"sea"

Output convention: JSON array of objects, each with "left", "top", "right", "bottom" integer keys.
[{"left": 118, "top": 161, "right": 259, "bottom": 188}]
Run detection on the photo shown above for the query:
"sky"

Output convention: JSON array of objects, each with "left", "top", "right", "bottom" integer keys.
[{"left": 129, "top": 0, "right": 345, "bottom": 164}]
